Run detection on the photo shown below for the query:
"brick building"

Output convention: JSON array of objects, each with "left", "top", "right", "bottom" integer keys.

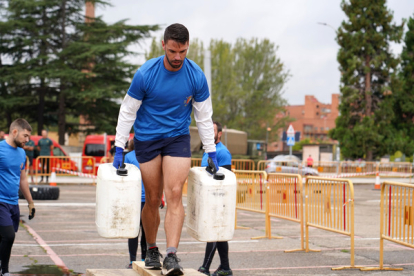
[{"left": 269, "top": 94, "right": 340, "bottom": 151}]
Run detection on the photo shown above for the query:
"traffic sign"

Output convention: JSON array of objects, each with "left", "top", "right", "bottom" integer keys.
[
  {"left": 287, "top": 124, "right": 295, "bottom": 135},
  {"left": 287, "top": 136, "right": 295, "bottom": 146}
]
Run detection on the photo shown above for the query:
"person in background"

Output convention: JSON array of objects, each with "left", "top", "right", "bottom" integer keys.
[
  {"left": 198, "top": 121, "right": 233, "bottom": 276},
  {"left": 37, "top": 130, "right": 54, "bottom": 183},
  {"left": 0, "top": 131, "right": 4, "bottom": 142},
  {"left": 23, "top": 137, "right": 35, "bottom": 183},
  {"left": 307, "top": 155, "right": 313, "bottom": 168},
  {"left": 124, "top": 139, "right": 147, "bottom": 269}
]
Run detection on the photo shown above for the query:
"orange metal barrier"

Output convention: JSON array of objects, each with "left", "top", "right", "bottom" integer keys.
[
  {"left": 35, "top": 156, "right": 96, "bottom": 184},
  {"left": 339, "top": 161, "right": 377, "bottom": 174},
  {"left": 234, "top": 170, "right": 267, "bottom": 234},
  {"left": 257, "top": 160, "right": 271, "bottom": 171},
  {"left": 267, "top": 173, "right": 305, "bottom": 251},
  {"left": 361, "top": 181, "right": 414, "bottom": 271},
  {"left": 377, "top": 162, "right": 412, "bottom": 175},
  {"left": 304, "top": 176, "right": 367, "bottom": 270},
  {"left": 303, "top": 161, "right": 339, "bottom": 174},
  {"left": 232, "top": 159, "right": 255, "bottom": 170}
]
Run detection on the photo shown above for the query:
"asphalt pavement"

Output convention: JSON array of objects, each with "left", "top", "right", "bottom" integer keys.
[{"left": 11, "top": 180, "right": 414, "bottom": 276}]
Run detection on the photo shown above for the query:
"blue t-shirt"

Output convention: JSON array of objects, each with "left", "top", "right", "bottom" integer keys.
[
  {"left": 127, "top": 56, "right": 210, "bottom": 141},
  {"left": 0, "top": 141, "right": 26, "bottom": 205},
  {"left": 201, "top": 142, "right": 232, "bottom": 167},
  {"left": 124, "top": 151, "right": 145, "bottom": 202}
]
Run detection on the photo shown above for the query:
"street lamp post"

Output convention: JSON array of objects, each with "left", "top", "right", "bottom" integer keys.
[{"left": 265, "top": 126, "right": 271, "bottom": 160}]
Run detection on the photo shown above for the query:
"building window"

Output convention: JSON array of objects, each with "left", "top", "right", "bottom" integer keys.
[
  {"left": 316, "top": 105, "right": 319, "bottom": 108},
  {"left": 321, "top": 127, "right": 324, "bottom": 132},
  {"left": 326, "top": 127, "right": 329, "bottom": 131},
  {"left": 304, "top": 125, "right": 313, "bottom": 132},
  {"left": 314, "top": 127, "right": 318, "bottom": 132},
  {"left": 316, "top": 112, "right": 319, "bottom": 116}
]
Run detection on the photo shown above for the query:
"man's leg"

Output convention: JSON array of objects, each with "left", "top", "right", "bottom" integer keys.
[
  {"left": 0, "top": 226, "right": 15, "bottom": 274},
  {"left": 139, "top": 155, "right": 163, "bottom": 268},
  {"left": 162, "top": 156, "right": 190, "bottom": 249}
]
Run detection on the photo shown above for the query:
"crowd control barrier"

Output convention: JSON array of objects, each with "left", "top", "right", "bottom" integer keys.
[
  {"left": 35, "top": 156, "right": 96, "bottom": 184},
  {"left": 232, "top": 159, "right": 255, "bottom": 170},
  {"left": 304, "top": 176, "right": 367, "bottom": 270},
  {"left": 304, "top": 161, "right": 339, "bottom": 174},
  {"left": 267, "top": 173, "right": 305, "bottom": 251},
  {"left": 234, "top": 170, "right": 267, "bottom": 234},
  {"left": 361, "top": 181, "right": 414, "bottom": 271},
  {"left": 257, "top": 160, "right": 271, "bottom": 171}
]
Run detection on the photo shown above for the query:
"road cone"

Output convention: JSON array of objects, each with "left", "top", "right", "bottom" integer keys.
[
  {"left": 374, "top": 171, "right": 381, "bottom": 190},
  {"left": 50, "top": 168, "right": 57, "bottom": 186}
]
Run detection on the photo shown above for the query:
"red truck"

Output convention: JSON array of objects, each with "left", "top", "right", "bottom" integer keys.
[{"left": 81, "top": 134, "right": 134, "bottom": 174}]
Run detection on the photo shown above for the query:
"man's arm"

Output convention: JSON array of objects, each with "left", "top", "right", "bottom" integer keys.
[
  {"left": 49, "top": 140, "right": 54, "bottom": 152},
  {"left": 115, "top": 94, "right": 142, "bottom": 149},
  {"left": 193, "top": 96, "right": 215, "bottom": 153},
  {"left": 20, "top": 170, "right": 34, "bottom": 205}
]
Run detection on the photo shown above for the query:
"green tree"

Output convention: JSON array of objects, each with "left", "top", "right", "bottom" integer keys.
[
  {"left": 394, "top": 15, "right": 414, "bottom": 156},
  {"left": 330, "top": 0, "right": 404, "bottom": 160},
  {"left": 0, "top": 0, "right": 158, "bottom": 143}
]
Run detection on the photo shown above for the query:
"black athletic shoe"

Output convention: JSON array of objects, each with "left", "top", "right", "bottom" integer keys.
[
  {"left": 212, "top": 267, "right": 233, "bottom": 276},
  {"left": 145, "top": 247, "right": 162, "bottom": 269},
  {"left": 161, "top": 253, "right": 184, "bottom": 275},
  {"left": 198, "top": 266, "right": 210, "bottom": 275},
  {"left": 126, "top": 263, "right": 132, "bottom": 269}
]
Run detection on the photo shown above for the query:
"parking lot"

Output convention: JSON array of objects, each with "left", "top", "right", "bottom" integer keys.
[{"left": 11, "top": 180, "right": 414, "bottom": 275}]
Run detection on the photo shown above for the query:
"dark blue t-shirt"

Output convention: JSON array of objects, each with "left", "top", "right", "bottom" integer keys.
[
  {"left": 127, "top": 56, "right": 210, "bottom": 141},
  {"left": 201, "top": 142, "right": 232, "bottom": 167},
  {"left": 125, "top": 151, "right": 145, "bottom": 202},
  {"left": 0, "top": 141, "right": 26, "bottom": 205}
]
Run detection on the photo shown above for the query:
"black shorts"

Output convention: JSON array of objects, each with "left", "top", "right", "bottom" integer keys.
[
  {"left": 27, "top": 156, "right": 33, "bottom": 166},
  {"left": 134, "top": 135, "right": 191, "bottom": 163},
  {"left": 0, "top": 202, "right": 20, "bottom": 232}
]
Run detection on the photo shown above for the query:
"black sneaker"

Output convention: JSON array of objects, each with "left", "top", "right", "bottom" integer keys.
[
  {"left": 212, "top": 267, "right": 233, "bottom": 276},
  {"left": 145, "top": 247, "right": 162, "bottom": 269},
  {"left": 162, "top": 253, "right": 184, "bottom": 275},
  {"left": 126, "top": 263, "right": 132, "bottom": 269},
  {"left": 198, "top": 266, "right": 210, "bottom": 275}
]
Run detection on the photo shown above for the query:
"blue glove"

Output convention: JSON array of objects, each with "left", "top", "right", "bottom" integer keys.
[
  {"left": 112, "top": 147, "right": 124, "bottom": 169},
  {"left": 207, "top": 151, "right": 219, "bottom": 175}
]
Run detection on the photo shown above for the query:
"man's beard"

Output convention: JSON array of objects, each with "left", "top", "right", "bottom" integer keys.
[
  {"left": 14, "top": 138, "right": 24, "bottom": 148},
  {"left": 214, "top": 133, "right": 219, "bottom": 144},
  {"left": 165, "top": 53, "right": 183, "bottom": 69}
]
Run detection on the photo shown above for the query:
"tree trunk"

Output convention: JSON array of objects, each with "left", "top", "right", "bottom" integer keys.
[
  {"left": 58, "top": 88, "right": 65, "bottom": 145},
  {"left": 365, "top": 55, "right": 372, "bottom": 160},
  {"left": 58, "top": 0, "right": 67, "bottom": 145},
  {"left": 37, "top": 82, "right": 45, "bottom": 135}
]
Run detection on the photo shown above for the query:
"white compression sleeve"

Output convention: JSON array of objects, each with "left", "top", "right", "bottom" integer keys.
[
  {"left": 193, "top": 96, "right": 215, "bottom": 153},
  {"left": 115, "top": 94, "right": 142, "bottom": 149}
]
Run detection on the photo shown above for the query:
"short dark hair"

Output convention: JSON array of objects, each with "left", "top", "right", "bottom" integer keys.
[
  {"left": 213, "top": 121, "right": 222, "bottom": 133},
  {"left": 10, "top": 118, "right": 32, "bottom": 132},
  {"left": 164, "top": 23, "right": 189, "bottom": 44}
]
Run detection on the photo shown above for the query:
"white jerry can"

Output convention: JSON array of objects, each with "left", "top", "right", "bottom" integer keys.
[
  {"left": 186, "top": 167, "right": 237, "bottom": 242},
  {"left": 95, "top": 163, "right": 142, "bottom": 239}
]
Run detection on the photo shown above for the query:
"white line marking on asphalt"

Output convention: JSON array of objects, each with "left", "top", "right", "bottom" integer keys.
[
  {"left": 19, "top": 203, "right": 96, "bottom": 207},
  {"left": 13, "top": 240, "right": 258, "bottom": 247}
]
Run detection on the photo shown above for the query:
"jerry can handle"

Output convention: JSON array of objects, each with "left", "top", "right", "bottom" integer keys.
[
  {"left": 116, "top": 150, "right": 128, "bottom": 176},
  {"left": 206, "top": 157, "right": 225, "bottom": 180}
]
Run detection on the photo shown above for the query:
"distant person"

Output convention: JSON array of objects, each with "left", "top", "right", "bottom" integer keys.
[
  {"left": 0, "top": 131, "right": 4, "bottom": 141},
  {"left": 23, "top": 137, "right": 35, "bottom": 183},
  {"left": 307, "top": 155, "right": 313, "bottom": 168},
  {"left": 37, "top": 130, "right": 53, "bottom": 183},
  {"left": 198, "top": 121, "right": 233, "bottom": 276},
  {"left": 0, "top": 119, "right": 35, "bottom": 276},
  {"left": 124, "top": 140, "right": 147, "bottom": 269}
]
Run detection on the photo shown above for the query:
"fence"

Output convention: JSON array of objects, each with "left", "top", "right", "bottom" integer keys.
[
  {"left": 232, "top": 159, "right": 255, "bottom": 170},
  {"left": 360, "top": 181, "right": 414, "bottom": 271},
  {"left": 234, "top": 170, "right": 267, "bottom": 234},
  {"left": 304, "top": 161, "right": 339, "bottom": 174},
  {"left": 267, "top": 173, "right": 305, "bottom": 251},
  {"left": 304, "top": 176, "right": 367, "bottom": 270},
  {"left": 34, "top": 156, "right": 96, "bottom": 184},
  {"left": 182, "top": 158, "right": 205, "bottom": 196}
]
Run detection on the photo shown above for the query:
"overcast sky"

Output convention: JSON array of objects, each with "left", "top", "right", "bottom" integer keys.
[{"left": 96, "top": 0, "right": 414, "bottom": 105}]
